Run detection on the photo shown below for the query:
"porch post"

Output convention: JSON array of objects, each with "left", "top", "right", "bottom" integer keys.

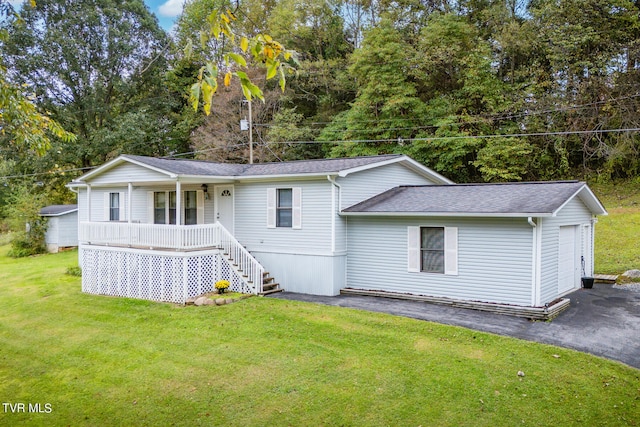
[{"left": 176, "top": 180, "right": 182, "bottom": 225}]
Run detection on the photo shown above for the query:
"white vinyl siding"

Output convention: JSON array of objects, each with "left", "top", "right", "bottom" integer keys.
[
  {"left": 539, "top": 197, "right": 594, "bottom": 304},
  {"left": 87, "top": 162, "right": 171, "bottom": 185},
  {"left": 338, "top": 162, "right": 441, "bottom": 209},
  {"left": 43, "top": 211, "right": 79, "bottom": 251},
  {"left": 236, "top": 180, "right": 331, "bottom": 253},
  {"left": 349, "top": 217, "right": 533, "bottom": 306},
  {"left": 251, "top": 251, "right": 345, "bottom": 296}
]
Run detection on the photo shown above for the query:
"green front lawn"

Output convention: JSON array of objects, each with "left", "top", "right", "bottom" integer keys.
[
  {"left": 591, "top": 180, "right": 640, "bottom": 275},
  {"left": 0, "top": 247, "right": 638, "bottom": 426}
]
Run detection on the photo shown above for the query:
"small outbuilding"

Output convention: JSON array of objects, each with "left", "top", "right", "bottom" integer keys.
[{"left": 40, "top": 204, "right": 78, "bottom": 253}]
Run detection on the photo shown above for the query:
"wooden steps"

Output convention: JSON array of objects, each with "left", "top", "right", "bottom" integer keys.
[
  {"left": 221, "top": 245, "right": 283, "bottom": 295},
  {"left": 594, "top": 274, "right": 618, "bottom": 284},
  {"left": 260, "top": 271, "right": 283, "bottom": 295}
]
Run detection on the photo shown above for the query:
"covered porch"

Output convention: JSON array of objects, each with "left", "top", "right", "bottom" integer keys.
[{"left": 78, "top": 221, "right": 267, "bottom": 303}]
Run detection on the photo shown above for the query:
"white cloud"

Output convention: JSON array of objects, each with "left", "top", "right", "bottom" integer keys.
[{"left": 158, "top": 0, "right": 184, "bottom": 18}]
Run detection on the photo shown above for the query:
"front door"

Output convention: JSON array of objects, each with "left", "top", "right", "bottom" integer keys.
[
  {"left": 215, "top": 185, "right": 234, "bottom": 233},
  {"left": 558, "top": 225, "right": 579, "bottom": 294}
]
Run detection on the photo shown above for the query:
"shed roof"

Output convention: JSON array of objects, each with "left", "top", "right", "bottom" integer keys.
[
  {"left": 70, "top": 154, "right": 453, "bottom": 185},
  {"left": 342, "top": 182, "right": 607, "bottom": 217},
  {"left": 39, "top": 204, "right": 78, "bottom": 217}
]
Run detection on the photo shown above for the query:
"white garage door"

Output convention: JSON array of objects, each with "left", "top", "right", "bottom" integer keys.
[{"left": 558, "top": 225, "right": 579, "bottom": 294}]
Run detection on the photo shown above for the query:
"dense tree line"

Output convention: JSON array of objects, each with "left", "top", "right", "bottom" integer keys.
[
  {"left": 178, "top": 0, "right": 640, "bottom": 182},
  {"left": 1, "top": 0, "right": 639, "bottom": 212}
]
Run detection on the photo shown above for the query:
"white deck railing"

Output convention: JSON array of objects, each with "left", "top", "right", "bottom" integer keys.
[
  {"left": 79, "top": 221, "right": 264, "bottom": 293},
  {"left": 79, "top": 221, "right": 221, "bottom": 250}
]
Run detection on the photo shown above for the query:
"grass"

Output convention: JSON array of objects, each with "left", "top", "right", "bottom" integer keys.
[
  {"left": 591, "top": 180, "right": 640, "bottom": 275},
  {"left": 0, "top": 247, "right": 639, "bottom": 426}
]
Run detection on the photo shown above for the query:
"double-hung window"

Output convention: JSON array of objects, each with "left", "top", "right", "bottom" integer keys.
[
  {"left": 421, "top": 227, "right": 445, "bottom": 273},
  {"left": 154, "top": 192, "right": 167, "bottom": 224},
  {"left": 276, "top": 189, "right": 293, "bottom": 227},
  {"left": 109, "top": 193, "right": 120, "bottom": 221},
  {"left": 152, "top": 190, "right": 199, "bottom": 225},
  {"left": 267, "top": 187, "right": 301, "bottom": 229},
  {"left": 184, "top": 191, "right": 198, "bottom": 225}
]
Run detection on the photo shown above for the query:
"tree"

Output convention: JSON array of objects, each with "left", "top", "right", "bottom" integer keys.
[
  {"left": 187, "top": 4, "right": 298, "bottom": 116},
  {"left": 2, "top": 0, "right": 174, "bottom": 169},
  {"left": 320, "top": 17, "right": 429, "bottom": 157},
  {"left": 0, "top": 1, "right": 74, "bottom": 156}
]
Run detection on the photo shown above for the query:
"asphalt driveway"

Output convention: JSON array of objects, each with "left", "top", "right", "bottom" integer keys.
[{"left": 270, "top": 284, "right": 640, "bottom": 370}]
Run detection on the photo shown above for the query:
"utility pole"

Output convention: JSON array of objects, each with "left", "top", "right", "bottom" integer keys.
[
  {"left": 248, "top": 100, "right": 253, "bottom": 164},
  {"left": 241, "top": 100, "right": 253, "bottom": 164}
]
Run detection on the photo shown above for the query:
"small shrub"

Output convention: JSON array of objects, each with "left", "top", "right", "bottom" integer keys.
[
  {"left": 215, "top": 280, "right": 230, "bottom": 293},
  {"left": 2, "top": 185, "right": 48, "bottom": 258},
  {"left": 65, "top": 266, "right": 82, "bottom": 277}
]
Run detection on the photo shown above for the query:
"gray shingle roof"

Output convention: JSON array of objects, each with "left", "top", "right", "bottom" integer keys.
[
  {"left": 40, "top": 204, "right": 78, "bottom": 216},
  {"left": 342, "top": 182, "right": 594, "bottom": 216},
  {"left": 124, "top": 154, "right": 404, "bottom": 177},
  {"left": 124, "top": 155, "right": 246, "bottom": 176}
]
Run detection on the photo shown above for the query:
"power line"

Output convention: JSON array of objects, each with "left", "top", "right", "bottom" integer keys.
[
  {"left": 0, "top": 166, "right": 95, "bottom": 181},
  {"left": 2, "top": 127, "right": 638, "bottom": 180},
  {"left": 247, "top": 127, "right": 640, "bottom": 145}
]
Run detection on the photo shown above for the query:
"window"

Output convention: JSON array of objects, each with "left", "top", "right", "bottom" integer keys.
[
  {"left": 168, "top": 191, "right": 177, "bottom": 225},
  {"left": 184, "top": 191, "right": 197, "bottom": 225},
  {"left": 276, "top": 188, "right": 293, "bottom": 227},
  {"left": 267, "top": 187, "right": 301, "bottom": 229},
  {"left": 109, "top": 193, "right": 120, "bottom": 221},
  {"left": 154, "top": 192, "right": 166, "bottom": 224},
  {"left": 421, "top": 227, "right": 444, "bottom": 273},
  {"left": 152, "top": 190, "right": 201, "bottom": 225},
  {"left": 408, "top": 226, "right": 458, "bottom": 275}
]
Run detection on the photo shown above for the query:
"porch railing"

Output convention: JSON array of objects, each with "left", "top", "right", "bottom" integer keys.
[
  {"left": 79, "top": 221, "right": 263, "bottom": 293},
  {"left": 79, "top": 221, "right": 221, "bottom": 250},
  {"left": 217, "top": 227, "right": 264, "bottom": 294}
]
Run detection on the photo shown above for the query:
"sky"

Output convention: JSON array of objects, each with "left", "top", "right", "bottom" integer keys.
[
  {"left": 8, "top": 0, "right": 184, "bottom": 33},
  {"left": 144, "top": 0, "right": 184, "bottom": 32}
]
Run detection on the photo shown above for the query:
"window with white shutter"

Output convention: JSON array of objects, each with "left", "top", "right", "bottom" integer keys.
[
  {"left": 267, "top": 188, "right": 276, "bottom": 228},
  {"left": 267, "top": 187, "right": 302, "bottom": 229},
  {"left": 408, "top": 226, "right": 458, "bottom": 275}
]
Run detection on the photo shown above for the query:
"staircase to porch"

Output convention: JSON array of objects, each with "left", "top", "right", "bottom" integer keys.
[
  {"left": 261, "top": 271, "right": 283, "bottom": 295},
  {"left": 217, "top": 233, "right": 283, "bottom": 296}
]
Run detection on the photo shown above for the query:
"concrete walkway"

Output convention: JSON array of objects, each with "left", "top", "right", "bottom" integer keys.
[{"left": 270, "top": 284, "right": 640, "bottom": 370}]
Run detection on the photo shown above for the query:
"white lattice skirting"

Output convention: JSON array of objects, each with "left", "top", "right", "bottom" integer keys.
[{"left": 80, "top": 245, "right": 250, "bottom": 304}]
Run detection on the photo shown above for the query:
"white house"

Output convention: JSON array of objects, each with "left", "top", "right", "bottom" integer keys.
[
  {"left": 68, "top": 154, "right": 606, "bottom": 317},
  {"left": 40, "top": 204, "right": 78, "bottom": 253}
]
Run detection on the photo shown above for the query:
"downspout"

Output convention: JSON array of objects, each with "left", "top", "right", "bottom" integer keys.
[
  {"left": 327, "top": 175, "right": 342, "bottom": 254},
  {"left": 528, "top": 217, "right": 542, "bottom": 306}
]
